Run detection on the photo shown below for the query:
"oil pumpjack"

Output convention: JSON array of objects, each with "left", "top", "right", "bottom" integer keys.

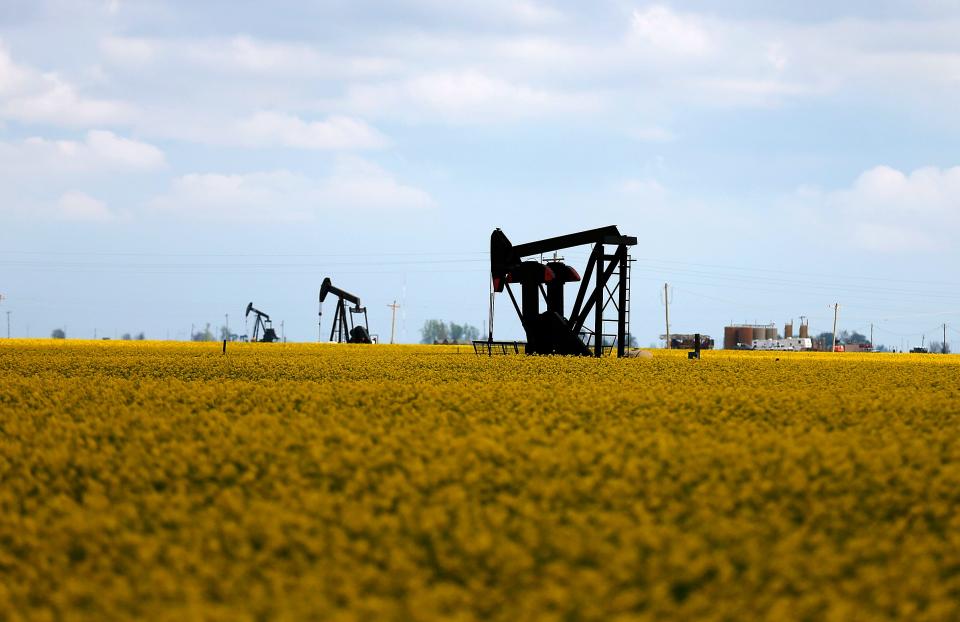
[
  {"left": 245, "top": 302, "right": 279, "bottom": 342},
  {"left": 318, "top": 278, "right": 373, "bottom": 344},
  {"left": 484, "top": 225, "right": 636, "bottom": 357}
]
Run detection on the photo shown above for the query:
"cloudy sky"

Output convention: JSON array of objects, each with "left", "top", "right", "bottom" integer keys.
[{"left": 1, "top": 0, "right": 959, "bottom": 348}]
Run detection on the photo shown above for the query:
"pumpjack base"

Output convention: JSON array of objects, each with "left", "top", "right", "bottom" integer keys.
[{"left": 472, "top": 340, "right": 527, "bottom": 355}]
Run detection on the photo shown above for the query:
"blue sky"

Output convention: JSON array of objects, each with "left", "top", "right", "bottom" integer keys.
[{"left": 1, "top": 0, "right": 959, "bottom": 348}]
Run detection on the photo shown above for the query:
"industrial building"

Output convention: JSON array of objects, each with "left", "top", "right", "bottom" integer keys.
[{"left": 724, "top": 319, "right": 813, "bottom": 351}]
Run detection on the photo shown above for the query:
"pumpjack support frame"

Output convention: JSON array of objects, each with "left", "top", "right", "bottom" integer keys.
[
  {"left": 487, "top": 226, "right": 636, "bottom": 357},
  {"left": 319, "top": 278, "right": 373, "bottom": 344}
]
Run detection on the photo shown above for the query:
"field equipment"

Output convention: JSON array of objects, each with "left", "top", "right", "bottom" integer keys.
[
  {"left": 483, "top": 225, "right": 637, "bottom": 357},
  {"left": 245, "top": 302, "right": 279, "bottom": 343},
  {"left": 319, "top": 278, "right": 372, "bottom": 344},
  {"left": 663, "top": 334, "right": 715, "bottom": 350},
  {"left": 688, "top": 333, "right": 704, "bottom": 360}
]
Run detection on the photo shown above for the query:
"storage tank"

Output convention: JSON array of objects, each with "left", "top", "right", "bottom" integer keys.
[
  {"left": 724, "top": 326, "right": 738, "bottom": 350},
  {"left": 736, "top": 326, "right": 753, "bottom": 348},
  {"left": 799, "top": 322, "right": 809, "bottom": 338},
  {"left": 765, "top": 326, "right": 778, "bottom": 340},
  {"left": 752, "top": 327, "right": 767, "bottom": 342},
  {"left": 784, "top": 322, "right": 793, "bottom": 338}
]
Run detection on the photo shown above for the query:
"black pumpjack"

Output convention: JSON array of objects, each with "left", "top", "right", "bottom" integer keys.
[
  {"left": 319, "top": 278, "right": 373, "bottom": 344},
  {"left": 482, "top": 226, "right": 637, "bottom": 357}
]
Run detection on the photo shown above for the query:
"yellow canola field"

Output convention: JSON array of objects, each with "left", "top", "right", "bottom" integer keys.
[{"left": 1, "top": 340, "right": 959, "bottom": 621}]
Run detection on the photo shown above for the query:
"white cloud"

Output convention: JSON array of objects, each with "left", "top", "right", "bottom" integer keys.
[
  {"left": 630, "top": 6, "right": 712, "bottom": 57},
  {"left": 320, "top": 156, "right": 434, "bottom": 209},
  {"left": 86, "top": 10, "right": 960, "bottom": 134},
  {"left": 100, "top": 35, "right": 398, "bottom": 78},
  {"left": 369, "top": 0, "right": 564, "bottom": 28},
  {"left": 193, "top": 36, "right": 344, "bottom": 74},
  {"left": 57, "top": 191, "right": 113, "bottom": 221},
  {"left": 235, "top": 112, "right": 389, "bottom": 150},
  {"left": 766, "top": 43, "right": 788, "bottom": 72},
  {"left": 140, "top": 110, "right": 389, "bottom": 150},
  {"left": 343, "top": 70, "right": 599, "bottom": 123},
  {"left": 83, "top": 130, "right": 165, "bottom": 167},
  {"left": 0, "top": 130, "right": 165, "bottom": 177},
  {"left": 152, "top": 157, "right": 433, "bottom": 220},
  {"left": 72, "top": 7, "right": 960, "bottom": 138},
  {"left": 801, "top": 165, "right": 960, "bottom": 252},
  {"left": 499, "top": 0, "right": 564, "bottom": 25},
  {"left": 0, "top": 43, "right": 134, "bottom": 126},
  {"left": 159, "top": 171, "right": 303, "bottom": 215},
  {"left": 99, "top": 36, "right": 156, "bottom": 66},
  {"left": 0, "top": 130, "right": 162, "bottom": 223},
  {"left": 834, "top": 165, "right": 960, "bottom": 218}
]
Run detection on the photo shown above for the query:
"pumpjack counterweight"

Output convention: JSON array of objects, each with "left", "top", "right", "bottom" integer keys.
[
  {"left": 486, "top": 226, "right": 636, "bottom": 357},
  {"left": 245, "top": 302, "right": 279, "bottom": 343},
  {"left": 319, "top": 278, "right": 373, "bottom": 344}
]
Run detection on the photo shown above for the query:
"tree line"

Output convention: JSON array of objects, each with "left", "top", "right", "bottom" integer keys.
[
  {"left": 50, "top": 329, "right": 145, "bottom": 340},
  {"left": 420, "top": 320, "right": 481, "bottom": 344}
]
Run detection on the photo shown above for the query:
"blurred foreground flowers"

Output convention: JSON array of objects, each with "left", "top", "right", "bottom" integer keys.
[{"left": 1, "top": 340, "right": 959, "bottom": 621}]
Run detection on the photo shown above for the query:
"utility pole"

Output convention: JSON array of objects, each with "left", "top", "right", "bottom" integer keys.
[
  {"left": 190, "top": 323, "right": 194, "bottom": 342},
  {"left": 663, "top": 283, "right": 671, "bottom": 349},
  {"left": 225, "top": 314, "right": 229, "bottom": 341},
  {"left": 387, "top": 300, "right": 400, "bottom": 344},
  {"left": 281, "top": 320, "right": 285, "bottom": 343},
  {"left": 870, "top": 323, "right": 874, "bottom": 351},
  {"left": 829, "top": 304, "right": 839, "bottom": 351}
]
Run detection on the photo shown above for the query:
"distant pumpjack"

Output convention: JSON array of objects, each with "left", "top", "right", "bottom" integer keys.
[
  {"left": 488, "top": 225, "right": 636, "bottom": 357},
  {"left": 245, "top": 302, "right": 279, "bottom": 343},
  {"left": 319, "top": 278, "right": 373, "bottom": 344}
]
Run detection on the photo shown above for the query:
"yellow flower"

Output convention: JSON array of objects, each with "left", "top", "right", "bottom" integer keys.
[{"left": 0, "top": 339, "right": 957, "bottom": 620}]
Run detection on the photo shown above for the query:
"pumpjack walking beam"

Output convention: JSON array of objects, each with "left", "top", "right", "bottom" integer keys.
[
  {"left": 318, "top": 278, "right": 373, "bottom": 344},
  {"left": 489, "top": 225, "right": 637, "bottom": 357}
]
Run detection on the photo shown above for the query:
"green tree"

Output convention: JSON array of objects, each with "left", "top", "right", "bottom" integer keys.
[
  {"left": 421, "top": 320, "right": 482, "bottom": 344},
  {"left": 192, "top": 323, "right": 214, "bottom": 342},
  {"left": 462, "top": 324, "right": 480, "bottom": 342},
  {"left": 839, "top": 330, "right": 869, "bottom": 344},
  {"left": 420, "top": 320, "right": 448, "bottom": 344}
]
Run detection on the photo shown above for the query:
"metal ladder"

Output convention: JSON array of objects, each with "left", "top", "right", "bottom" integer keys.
[{"left": 598, "top": 253, "right": 632, "bottom": 355}]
